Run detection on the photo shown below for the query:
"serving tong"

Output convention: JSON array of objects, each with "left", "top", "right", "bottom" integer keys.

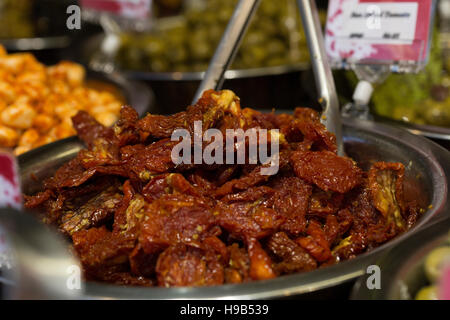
[{"left": 194, "top": 0, "right": 344, "bottom": 156}]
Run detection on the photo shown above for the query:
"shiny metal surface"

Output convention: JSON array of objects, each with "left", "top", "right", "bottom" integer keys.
[
  {"left": 0, "top": 208, "right": 82, "bottom": 299},
  {"left": 351, "top": 217, "right": 450, "bottom": 300},
  {"left": 375, "top": 114, "right": 450, "bottom": 141},
  {"left": 18, "top": 117, "right": 450, "bottom": 299},
  {"left": 0, "top": 36, "right": 71, "bottom": 51},
  {"left": 125, "top": 63, "right": 309, "bottom": 82},
  {"left": 193, "top": 0, "right": 262, "bottom": 103},
  {"left": 19, "top": 137, "right": 84, "bottom": 196},
  {"left": 297, "top": 0, "right": 343, "bottom": 156}
]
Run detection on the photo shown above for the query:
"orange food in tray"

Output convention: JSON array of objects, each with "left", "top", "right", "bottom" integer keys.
[{"left": 0, "top": 46, "right": 123, "bottom": 155}]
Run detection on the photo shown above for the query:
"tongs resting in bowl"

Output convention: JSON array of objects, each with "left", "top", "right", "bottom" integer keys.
[{"left": 194, "top": 0, "right": 344, "bottom": 156}]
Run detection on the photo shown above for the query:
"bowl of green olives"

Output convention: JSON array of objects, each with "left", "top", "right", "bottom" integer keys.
[
  {"left": 83, "top": 0, "right": 326, "bottom": 113},
  {"left": 114, "top": 0, "right": 311, "bottom": 75}
]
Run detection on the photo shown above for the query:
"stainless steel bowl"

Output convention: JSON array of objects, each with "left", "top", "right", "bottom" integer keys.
[
  {"left": 124, "top": 63, "right": 309, "bottom": 82},
  {"left": 350, "top": 216, "right": 450, "bottom": 300},
  {"left": 18, "top": 117, "right": 450, "bottom": 299}
]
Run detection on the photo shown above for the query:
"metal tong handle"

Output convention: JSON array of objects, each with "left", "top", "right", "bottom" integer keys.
[
  {"left": 193, "top": 0, "right": 343, "bottom": 156},
  {"left": 192, "top": 0, "right": 261, "bottom": 104},
  {"left": 297, "top": 0, "right": 344, "bottom": 156}
]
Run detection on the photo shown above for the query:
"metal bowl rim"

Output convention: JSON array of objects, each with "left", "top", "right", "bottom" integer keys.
[
  {"left": 374, "top": 114, "right": 450, "bottom": 141},
  {"left": 0, "top": 36, "right": 71, "bottom": 51},
  {"left": 123, "top": 62, "right": 310, "bottom": 81}
]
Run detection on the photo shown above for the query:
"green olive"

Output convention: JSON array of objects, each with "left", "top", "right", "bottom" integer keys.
[
  {"left": 259, "top": 0, "right": 280, "bottom": 19},
  {"left": 255, "top": 18, "right": 278, "bottom": 37},
  {"left": 120, "top": 46, "right": 145, "bottom": 69},
  {"left": 218, "top": 7, "right": 234, "bottom": 23},
  {"left": 412, "top": 117, "right": 426, "bottom": 125},
  {"left": 189, "top": 42, "right": 212, "bottom": 61},
  {"left": 150, "top": 58, "right": 169, "bottom": 72},
  {"left": 201, "top": 11, "right": 216, "bottom": 26},
  {"left": 208, "top": 25, "right": 224, "bottom": 43},
  {"left": 422, "top": 101, "right": 450, "bottom": 127},
  {"left": 166, "top": 28, "right": 185, "bottom": 45},
  {"left": 391, "top": 106, "right": 418, "bottom": 123},
  {"left": 243, "top": 31, "right": 266, "bottom": 48},
  {"left": 266, "top": 40, "right": 287, "bottom": 57},
  {"left": 142, "top": 37, "right": 166, "bottom": 56},
  {"left": 266, "top": 56, "right": 289, "bottom": 67},
  {"left": 167, "top": 46, "right": 187, "bottom": 64},
  {"left": 239, "top": 46, "right": 267, "bottom": 68}
]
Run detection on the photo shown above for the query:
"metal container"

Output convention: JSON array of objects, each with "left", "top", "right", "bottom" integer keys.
[
  {"left": 350, "top": 216, "right": 450, "bottom": 300},
  {"left": 0, "top": 36, "right": 71, "bottom": 52},
  {"left": 18, "top": 117, "right": 450, "bottom": 299}
]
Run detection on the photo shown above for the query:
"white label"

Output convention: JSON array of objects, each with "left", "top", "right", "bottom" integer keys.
[{"left": 337, "top": 2, "right": 418, "bottom": 45}]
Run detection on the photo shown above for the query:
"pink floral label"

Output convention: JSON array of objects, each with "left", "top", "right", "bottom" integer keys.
[
  {"left": 0, "top": 152, "right": 21, "bottom": 209},
  {"left": 325, "top": 0, "right": 434, "bottom": 65},
  {"left": 440, "top": 266, "right": 450, "bottom": 300},
  {"left": 0, "top": 152, "right": 20, "bottom": 271},
  {"left": 80, "top": 0, "right": 152, "bottom": 19}
]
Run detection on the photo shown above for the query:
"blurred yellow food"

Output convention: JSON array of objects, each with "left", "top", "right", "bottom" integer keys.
[
  {"left": 415, "top": 285, "right": 438, "bottom": 300},
  {"left": 424, "top": 246, "right": 450, "bottom": 283},
  {"left": 0, "top": 46, "right": 124, "bottom": 155}
]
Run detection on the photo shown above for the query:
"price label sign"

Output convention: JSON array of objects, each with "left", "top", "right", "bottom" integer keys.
[
  {"left": 0, "top": 152, "right": 21, "bottom": 273},
  {"left": 80, "top": 0, "right": 152, "bottom": 19},
  {"left": 440, "top": 266, "right": 450, "bottom": 300},
  {"left": 325, "top": 0, "right": 436, "bottom": 71},
  {"left": 0, "top": 152, "right": 21, "bottom": 209}
]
